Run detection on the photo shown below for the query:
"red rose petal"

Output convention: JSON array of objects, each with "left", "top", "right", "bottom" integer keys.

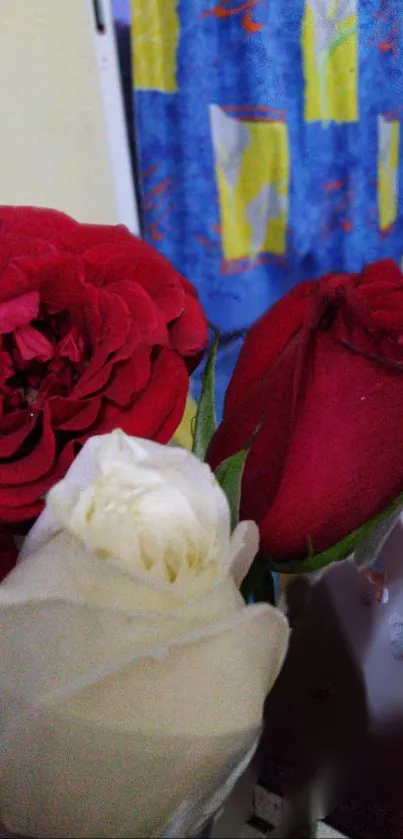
[
  {"left": 6, "top": 236, "right": 57, "bottom": 261},
  {"left": 361, "top": 259, "right": 403, "bottom": 287},
  {"left": 63, "top": 223, "right": 133, "bottom": 254},
  {"left": 259, "top": 331, "right": 403, "bottom": 559},
  {"left": 0, "top": 206, "right": 133, "bottom": 254},
  {"left": 75, "top": 322, "right": 140, "bottom": 393},
  {"left": 223, "top": 281, "right": 315, "bottom": 416},
  {"left": 0, "top": 262, "right": 33, "bottom": 304},
  {"left": 49, "top": 396, "right": 102, "bottom": 431},
  {"left": 0, "top": 206, "right": 77, "bottom": 241},
  {"left": 0, "top": 402, "right": 55, "bottom": 484},
  {"left": 208, "top": 335, "right": 300, "bottom": 527},
  {"left": 0, "top": 439, "right": 78, "bottom": 520},
  {"left": 71, "top": 303, "right": 139, "bottom": 401},
  {"left": 169, "top": 294, "right": 209, "bottom": 357},
  {"left": 84, "top": 247, "right": 186, "bottom": 322},
  {"left": 71, "top": 354, "right": 114, "bottom": 399},
  {"left": 0, "top": 350, "right": 14, "bottom": 383},
  {"left": 180, "top": 276, "right": 198, "bottom": 299},
  {"left": 0, "top": 291, "right": 39, "bottom": 333},
  {"left": 185, "top": 349, "right": 207, "bottom": 375},
  {"left": 0, "top": 256, "right": 101, "bottom": 352},
  {"left": 97, "top": 288, "right": 131, "bottom": 354},
  {"left": 58, "top": 325, "right": 87, "bottom": 363},
  {"left": 89, "top": 348, "right": 188, "bottom": 443},
  {"left": 107, "top": 280, "right": 168, "bottom": 344},
  {"left": 0, "top": 241, "right": 11, "bottom": 274},
  {"left": 112, "top": 323, "right": 142, "bottom": 362},
  {"left": 1, "top": 387, "right": 23, "bottom": 412},
  {"left": 14, "top": 324, "right": 54, "bottom": 362},
  {"left": 0, "top": 501, "right": 43, "bottom": 523},
  {"left": 0, "top": 253, "right": 79, "bottom": 304},
  {"left": 35, "top": 256, "right": 87, "bottom": 311},
  {"left": 130, "top": 255, "right": 185, "bottom": 323},
  {"left": 7, "top": 255, "right": 101, "bottom": 346},
  {"left": 0, "top": 410, "right": 36, "bottom": 458},
  {"left": 105, "top": 348, "right": 151, "bottom": 406}
]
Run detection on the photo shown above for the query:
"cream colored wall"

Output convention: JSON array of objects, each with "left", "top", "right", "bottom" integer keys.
[{"left": 0, "top": 0, "right": 117, "bottom": 223}]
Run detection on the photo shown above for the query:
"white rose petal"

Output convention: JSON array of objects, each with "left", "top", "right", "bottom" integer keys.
[{"left": 0, "top": 429, "right": 289, "bottom": 838}]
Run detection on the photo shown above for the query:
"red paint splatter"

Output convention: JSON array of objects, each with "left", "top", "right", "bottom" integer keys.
[
  {"left": 141, "top": 164, "right": 178, "bottom": 242},
  {"left": 143, "top": 177, "right": 173, "bottom": 211},
  {"left": 142, "top": 181, "right": 176, "bottom": 242},
  {"left": 371, "top": 1, "right": 400, "bottom": 59},
  {"left": 242, "top": 8, "right": 263, "bottom": 33},
  {"left": 141, "top": 163, "right": 159, "bottom": 180},
  {"left": 201, "top": 1, "right": 264, "bottom": 35},
  {"left": 148, "top": 177, "right": 172, "bottom": 199},
  {"left": 378, "top": 40, "right": 392, "bottom": 53},
  {"left": 149, "top": 223, "right": 164, "bottom": 242},
  {"left": 220, "top": 250, "right": 289, "bottom": 275},
  {"left": 320, "top": 179, "right": 356, "bottom": 242},
  {"left": 323, "top": 180, "right": 343, "bottom": 192}
]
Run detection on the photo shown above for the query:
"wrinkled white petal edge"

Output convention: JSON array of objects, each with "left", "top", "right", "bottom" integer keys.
[
  {"left": 228, "top": 520, "right": 259, "bottom": 586},
  {"left": 19, "top": 430, "right": 233, "bottom": 568}
]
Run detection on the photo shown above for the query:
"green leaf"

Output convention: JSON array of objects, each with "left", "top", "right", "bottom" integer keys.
[
  {"left": 353, "top": 509, "right": 402, "bottom": 570},
  {"left": 214, "top": 419, "right": 264, "bottom": 532},
  {"left": 215, "top": 447, "right": 249, "bottom": 532},
  {"left": 268, "top": 491, "right": 403, "bottom": 576},
  {"left": 192, "top": 327, "right": 219, "bottom": 461}
]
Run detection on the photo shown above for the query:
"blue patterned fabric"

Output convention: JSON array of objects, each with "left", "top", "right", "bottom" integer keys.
[{"left": 113, "top": 0, "right": 403, "bottom": 413}]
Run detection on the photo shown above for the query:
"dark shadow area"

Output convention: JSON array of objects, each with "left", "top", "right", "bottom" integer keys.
[
  {"left": 327, "top": 718, "right": 403, "bottom": 838},
  {"left": 258, "top": 520, "right": 403, "bottom": 838},
  {"left": 258, "top": 564, "right": 372, "bottom": 836}
]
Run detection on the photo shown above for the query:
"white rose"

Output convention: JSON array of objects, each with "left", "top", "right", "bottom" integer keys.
[{"left": 0, "top": 430, "right": 289, "bottom": 839}]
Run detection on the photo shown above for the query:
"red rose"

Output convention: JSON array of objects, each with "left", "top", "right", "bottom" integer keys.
[
  {"left": 208, "top": 260, "right": 403, "bottom": 563},
  {"left": 0, "top": 206, "right": 207, "bottom": 527}
]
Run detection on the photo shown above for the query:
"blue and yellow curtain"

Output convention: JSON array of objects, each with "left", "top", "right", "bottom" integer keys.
[{"left": 127, "top": 0, "right": 403, "bottom": 412}]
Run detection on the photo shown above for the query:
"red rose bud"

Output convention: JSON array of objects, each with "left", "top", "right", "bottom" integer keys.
[
  {"left": 0, "top": 206, "right": 208, "bottom": 549},
  {"left": 208, "top": 260, "right": 403, "bottom": 565}
]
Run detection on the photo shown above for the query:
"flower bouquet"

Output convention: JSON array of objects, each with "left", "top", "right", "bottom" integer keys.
[{"left": 0, "top": 203, "right": 402, "bottom": 837}]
